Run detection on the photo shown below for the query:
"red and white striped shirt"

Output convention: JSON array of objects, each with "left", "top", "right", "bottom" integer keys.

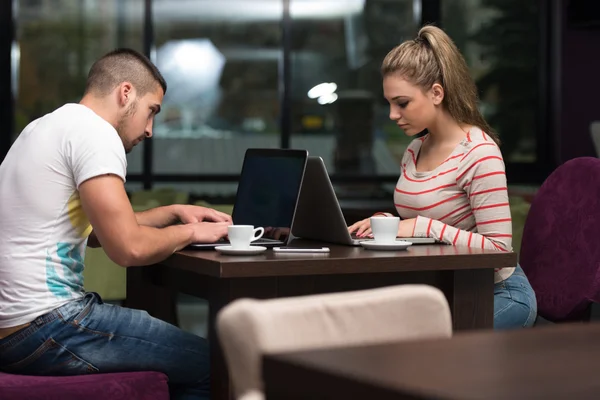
[{"left": 392, "top": 127, "right": 514, "bottom": 283}]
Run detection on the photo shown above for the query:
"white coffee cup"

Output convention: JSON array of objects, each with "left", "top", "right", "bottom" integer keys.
[
  {"left": 228, "top": 225, "right": 265, "bottom": 249},
  {"left": 370, "top": 216, "right": 400, "bottom": 244}
]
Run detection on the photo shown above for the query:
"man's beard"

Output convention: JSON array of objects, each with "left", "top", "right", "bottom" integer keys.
[{"left": 117, "top": 100, "right": 138, "bottom": 153}]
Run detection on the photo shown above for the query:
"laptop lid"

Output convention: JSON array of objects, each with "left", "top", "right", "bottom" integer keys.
[
  {"left": 291, "top": 156, "right": 360, "bottom": 246},
  {"left": 189, "top": 148, "right": 308, "bottom": 249}
]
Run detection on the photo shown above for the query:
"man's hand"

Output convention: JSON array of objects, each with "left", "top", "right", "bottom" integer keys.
[
  {"left": 174, "top": 205, "right": 232, "bottom": 225},
  {"left": 189, "top": 221, "right": 230, "bottom": 243}
]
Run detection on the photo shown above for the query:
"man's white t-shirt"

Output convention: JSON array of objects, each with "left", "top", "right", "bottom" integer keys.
[{"left": 0, "top": 104, "right": 127, "bottom": 328}]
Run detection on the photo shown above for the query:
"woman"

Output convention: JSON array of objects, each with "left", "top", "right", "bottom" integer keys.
[{"left": 348, "top": 25, "right": 537, "bottom": 330}]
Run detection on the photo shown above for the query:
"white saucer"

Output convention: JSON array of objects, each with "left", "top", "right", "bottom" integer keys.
[
  {"left": 215, "top": 245, "right": 267, "bottom": 255},
  {"left": 360, "top": 240, "right": 412, "bottom": 251}
]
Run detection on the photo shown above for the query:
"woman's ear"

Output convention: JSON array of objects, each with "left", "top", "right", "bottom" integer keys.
[{"left": 431, "top": 83, "right": 444, "bottom": 106}]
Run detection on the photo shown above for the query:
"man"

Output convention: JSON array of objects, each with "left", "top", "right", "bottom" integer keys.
[{"left": 0, "top": 48, "right": 230, "bottom": 399}]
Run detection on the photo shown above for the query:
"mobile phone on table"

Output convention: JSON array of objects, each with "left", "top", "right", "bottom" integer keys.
[{"left": 273, "top": 247, "right": 330, "bottom": 253}]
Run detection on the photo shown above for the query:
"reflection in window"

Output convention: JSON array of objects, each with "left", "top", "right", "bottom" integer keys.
[
  {"left": 288, "top": 0, "right": 416, "bottom": 201},
  {"left": 443, "top": 0, "right": 539, "bottom": 163},
  {"left": 147, "top": 0, "right": 282, "bottom": 186},
  {"left": 289, "top": 0, "right": 417, "bottom": 179}
]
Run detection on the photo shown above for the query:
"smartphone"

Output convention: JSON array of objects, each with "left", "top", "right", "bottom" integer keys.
[{"left": 273, "top": 247, "right": 330, "bottom": 253}]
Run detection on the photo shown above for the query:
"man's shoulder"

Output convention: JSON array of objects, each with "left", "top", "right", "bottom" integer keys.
[
  {"left": 60, "top": 105, "right": 121, "bottom": 149},
  {"left": 53, "top": 104, "right": 110, "bottom": 129}
]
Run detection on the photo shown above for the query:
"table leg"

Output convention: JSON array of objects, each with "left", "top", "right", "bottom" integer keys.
[
  {"left": 443, "top": 269, "right": 494, "bottom": 331},
  {"left": 206, "top": 280, "right": 231, "bottom": 400},
  {"left": 207, "top": 277, "right": 279, "bottom": 400},
  {"left": 124, "top": 266, "right": 178, "bottom": 326}
]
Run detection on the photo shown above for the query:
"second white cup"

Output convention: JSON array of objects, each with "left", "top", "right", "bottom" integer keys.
[
  {"left": 370, "top": 216, "right": 400, "bottom": 244},
  {"left": 228, "top": 225, "right": 265, "bottom": 249}
]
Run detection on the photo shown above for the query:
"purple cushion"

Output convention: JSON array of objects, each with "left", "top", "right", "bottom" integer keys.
[
  {"left": 0, "top": 371, "right": 169, "bottom": 400},
  {"left": 520, "top": 157, "right": 600, "bottom": 321}
]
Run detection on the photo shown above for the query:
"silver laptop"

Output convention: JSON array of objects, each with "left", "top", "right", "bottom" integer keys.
[{"left": 291, "top": 156, "right": 437, "bottom": 246}]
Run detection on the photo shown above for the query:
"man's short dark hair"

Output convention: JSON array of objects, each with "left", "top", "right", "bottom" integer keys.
[{"left": 84, "top": 48, "right": 167, "bottom": 97}]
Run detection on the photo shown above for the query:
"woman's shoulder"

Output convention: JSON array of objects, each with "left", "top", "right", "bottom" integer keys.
[
  {"left": 461, "top": 127, "right": 503, "bottom": 158},
  {"left": 465, "top": 127, "right": 496, "bottom": 145}
]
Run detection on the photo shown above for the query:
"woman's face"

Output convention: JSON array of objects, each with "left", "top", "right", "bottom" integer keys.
[{"left": 383, "top": 74, "right": 442, "bottom": 137}]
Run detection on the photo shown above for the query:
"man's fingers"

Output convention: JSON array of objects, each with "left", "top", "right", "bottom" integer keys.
[
  {"left": 207, "top": 210, "right": 232, "bottom": 223},
  {"left": 181, "top": 215, "right": 199, "bottom": 224}
]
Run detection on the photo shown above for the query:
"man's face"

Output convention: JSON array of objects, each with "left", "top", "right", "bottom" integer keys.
[{"left": 116, "top": 86, "right": 163, "bottom": 153}]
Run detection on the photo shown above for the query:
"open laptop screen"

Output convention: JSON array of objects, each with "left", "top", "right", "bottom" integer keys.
[{"left": 232, "top": 149, "right": 307, "bottom": 240}]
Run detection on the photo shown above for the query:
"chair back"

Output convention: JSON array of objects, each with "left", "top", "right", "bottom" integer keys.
[
  {"left": 520, "top": 157, "right": 600, "bottom": 321},
  {"left": 217, "top": 284, "right": 452, "bottom": 400}
]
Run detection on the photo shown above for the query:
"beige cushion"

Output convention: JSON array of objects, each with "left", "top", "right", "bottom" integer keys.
[{"left": 217, "top": 284, "right": 452, "bottom": 400}]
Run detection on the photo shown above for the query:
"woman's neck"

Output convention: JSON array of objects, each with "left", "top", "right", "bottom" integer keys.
[{"left": 425, "top": 111, "right": 468, "bottom": 147}]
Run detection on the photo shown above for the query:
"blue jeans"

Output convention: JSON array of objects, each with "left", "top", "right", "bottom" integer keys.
[
  {"left": 0, "top": 292, "right": 209, "bottom": 400},
  {"left": 494, "top": 265, "right": 537, "bottom": 329}
]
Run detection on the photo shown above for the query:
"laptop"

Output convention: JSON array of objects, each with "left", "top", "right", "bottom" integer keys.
[
  {"left": 291, "top": 156, "right": 437, "bottom": 246},
  {"left": 188, "top": 148, "right": 308, "bottom": 249}
]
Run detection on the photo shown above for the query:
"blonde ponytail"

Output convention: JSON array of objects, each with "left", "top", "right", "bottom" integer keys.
[{"left": 382, "top": 25, "right": 500, "bottom": 145}]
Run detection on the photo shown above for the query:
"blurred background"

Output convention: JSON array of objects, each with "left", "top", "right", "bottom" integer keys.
[{"left": 2, "top": 0, "right": 583, "bottom": 205}]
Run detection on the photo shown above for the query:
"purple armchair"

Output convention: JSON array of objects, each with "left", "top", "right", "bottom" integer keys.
[
  {"left": 520, "top": 157, "right": 600, "bottom": 322},
  {"left": 0, "top": 371, "right": 169, "bottom": 399}
]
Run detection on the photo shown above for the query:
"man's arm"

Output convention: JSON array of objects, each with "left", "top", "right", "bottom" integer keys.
[
  {"left": 87, "top": 205, "right": 177, "bottom": 248},
  {"left": 133, "top": 204, "right": 232, "bottom": 227},
  {"left": 87, "top": 204, "right": 232, "bottom": 247},
  {"left": 135, "top": 205, "right": 186, "bottom": 227},
  {"left": 79, "top": 174, "right": 228, "bottom": 266}
]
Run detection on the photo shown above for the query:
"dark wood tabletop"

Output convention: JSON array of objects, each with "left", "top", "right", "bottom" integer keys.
[
  {"left": 264, "top": 323, "right": 600, "bottom": 400},
  {"left": 161, "top": 243, "right": 517, "bottom": 278}
]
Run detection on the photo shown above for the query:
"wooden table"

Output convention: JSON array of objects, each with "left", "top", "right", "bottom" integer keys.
[
  {"left": 264, "top": 323, "right": 600, "bottom": 400},
  {"left": 126, "top": 244, "right": 516, "bottom": 400}
]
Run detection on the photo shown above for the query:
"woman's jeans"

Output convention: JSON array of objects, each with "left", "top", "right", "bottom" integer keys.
[
  {"left": 494, "top": 265, "right": 537, "bottom": 329},
  {"left": 0, "top": 292, "right": 209, "bottom": 400}
]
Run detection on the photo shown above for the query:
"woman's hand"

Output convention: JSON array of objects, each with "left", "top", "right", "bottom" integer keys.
[
  {"left": 349, "top": 217, "right": 417, "bottom": 238},
  {"left": 348, "top": 218, "right": 372, "bottom": 238}
]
